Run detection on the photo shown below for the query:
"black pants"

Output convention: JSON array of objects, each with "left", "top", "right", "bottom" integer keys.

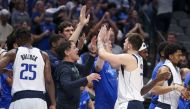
[
  {"left": 156, "top": 102, "right": 171, "bottom": 109},
  {"left": 127, "top": 100, "right": 144, "bottom": 109},
  {"left": 156, "top": 12, "right": 172, "bottom": 34}
]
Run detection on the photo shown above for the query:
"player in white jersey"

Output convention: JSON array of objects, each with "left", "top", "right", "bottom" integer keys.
[
  {"left": 97, "top": 25, "right": 171, "bottom": 109},
  {"left": 0, "top": 28, "right": 56, "bottom": 109},
  {"left": 151, "top": 43, "right": 190, "bottom": 109}
]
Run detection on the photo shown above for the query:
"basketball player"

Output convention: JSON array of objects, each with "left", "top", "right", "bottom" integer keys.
[
  {"left": 97, "top": 26, "right": 170, "bottom": 109},
  {"left": 151, "top": 43, "right": 190, "bottom": 109},
  {"left": 0, "top": 28, "right": 56, "bottom": 109}
]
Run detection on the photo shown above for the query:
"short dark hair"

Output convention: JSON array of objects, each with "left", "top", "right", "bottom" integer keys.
[
  {"left": 157, "top": 42, "right": 168, "bottom": 57},
  {"left": 49, "top": 34, "right": 62, "bottom": 48},
  {"left": 6, "top": 31, "right": 17, "bottom": 50},
  {"left": 126, "top": 33, "right": 143, "bottom": 50},
  {"left": 164, "top": 43, "right": 182, "bottom": 59},
  {"left": 57, "top": 21, "right": 73, "bottom": 33},
  {"left": 14, "top": 28, "right": 31, "bottom": 46},
  {"left": 56, "top": 40, "right": 73, "bottom": 60}
]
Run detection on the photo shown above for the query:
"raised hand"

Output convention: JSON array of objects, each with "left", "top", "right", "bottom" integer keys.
[
  {"left": 154, "top": 71, "right": 171, "bottom": 82},
  {"left": 97, "top": 25, "right": 108, "bottom": 42},
  {"left": 181, "top": 88, "right": 190, "bottom": 100},
  {"left": 80, "top": 5, "right": 90, "bottom": 26},
  {"left": 49, "top": 105, "right": 56, "bottom": 109},
  {"left": 104, "top": 28, "right": 112, "bottom": 42}
]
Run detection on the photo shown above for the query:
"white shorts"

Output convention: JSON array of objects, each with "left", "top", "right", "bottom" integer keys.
[{"left": 9, "top": 98, "right": 47, "bottom": 109}]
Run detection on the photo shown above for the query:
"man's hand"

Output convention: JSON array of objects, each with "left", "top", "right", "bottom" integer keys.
[
  {"left": 49, "top": 105, "right": 56, "bottom": 109},
  {"left": 79, "top": 5, "right": 90, "bottom": 26},
  {"left": 97, "top": 25, "right": 108, "bottom": 42},
  {"left": 154, "top": 72, "right": 171, "bottom": 82},
  {"left": 181, "top": 88, "right": 190, "bottom": 100},
  {"left": 104, "top": 28, "right": 112, "bottom": 42},
  {"left": 87, "top": 73, "right": 101, "bottom": 83}
]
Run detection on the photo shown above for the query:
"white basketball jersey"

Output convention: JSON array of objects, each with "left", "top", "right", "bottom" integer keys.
[
  {"left": 158, "top": 59, "right": 182, "bottom": 109},
  {"left": 12, "top": 47, "right": 45, "bottom": 95},
  {"left": 115, "top": 54, "right": 144, "bottom": 109}
]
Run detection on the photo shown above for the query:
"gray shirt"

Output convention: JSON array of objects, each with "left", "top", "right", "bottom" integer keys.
[
  {"left": 11, "top": 10, "right": 31, "bottom": 27},
  {"left": 157, "top": 0, "right": 173, "bottom": 15}
]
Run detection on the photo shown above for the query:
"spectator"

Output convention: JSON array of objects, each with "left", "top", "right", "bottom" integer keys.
[
  {"left": 0, "top": 9, "right": 13, "bottom": 44},
  {"left": 55, "top": 40, "right": 101, "bottom": 109},
  {"left": 109, "top": 29, "right": 123, "bottom": 54},
  {"left": 0, "top": 0, "right": 9, "bottom": 9},
  {"left": 154, "top": 0, "right": 173, "bottom": 36},
  {"left": 58, "top": 21, "right": 74, "bottom": 41},
  {"left": 31, "top": 0, "right": 46, "bottom": 34},
  {"left": 34, "top": 12, "right": 56, "bottom": 50},
  {"left": 179, "top": 47, "right": 190, "bottom": 68},
  {"left": 94, "top": 34, "right": 118, "bottom": 109},
  {"left": 151, "top": 43, "right": 189, "bottom": 109},
  {"left": 46, "top": 34, "right": 64, "bottom": 80},
  {"left": 125, "top": 9, "right": 140, "bottom": 33},
  {"left": 57, "top": 5, "right": 90, "bottom": 45},
  {"left": 11, "top": 0, "right": 31, "bottom": 28},
  {"left": 167, "top": 32, "right": 177, "bottom": 44}
]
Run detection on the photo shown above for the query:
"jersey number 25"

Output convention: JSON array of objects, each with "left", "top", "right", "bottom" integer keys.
[{"left": 20, "top": 63, "right": 37, "bottom": 80}]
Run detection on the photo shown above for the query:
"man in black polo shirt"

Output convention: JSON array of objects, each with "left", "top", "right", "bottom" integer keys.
[{"left": 55, "top": 40, "right": 100, "bottom": 109}]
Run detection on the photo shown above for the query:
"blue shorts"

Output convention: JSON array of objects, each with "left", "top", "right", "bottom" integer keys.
[{"left": 149, "top": 103, "right": 157, "bottom": 109}]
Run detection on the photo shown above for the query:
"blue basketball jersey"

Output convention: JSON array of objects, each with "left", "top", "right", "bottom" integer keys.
[
  {"left": 94, "top": 59, "right": 118, "bottom": 109},
  {"left": 78, "top": 90, "right": 91, "bottom": 109},
  {"left": 0, "top": 74, "right": 12, "bottom": 109},
  {"left": 149, "top": 61, "right": 164, "bottom": 109}
]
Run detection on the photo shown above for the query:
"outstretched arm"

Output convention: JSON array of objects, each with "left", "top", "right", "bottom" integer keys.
[
  {"left": 97, "top": 26, "right": 129, "bottom": 66},
  {"left": 150, "top": 66, "right": 183, "bottom": 95},
  {"left": 141, "top": 71, "right": 171, "bottom": 95},
  {"left": 69, "top": 5, "right": 90, "bottom": 43}
]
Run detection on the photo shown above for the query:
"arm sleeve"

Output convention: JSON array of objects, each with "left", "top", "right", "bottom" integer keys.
[{"left": 59, "top": 67, "right": 88, "bottom": 91}]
